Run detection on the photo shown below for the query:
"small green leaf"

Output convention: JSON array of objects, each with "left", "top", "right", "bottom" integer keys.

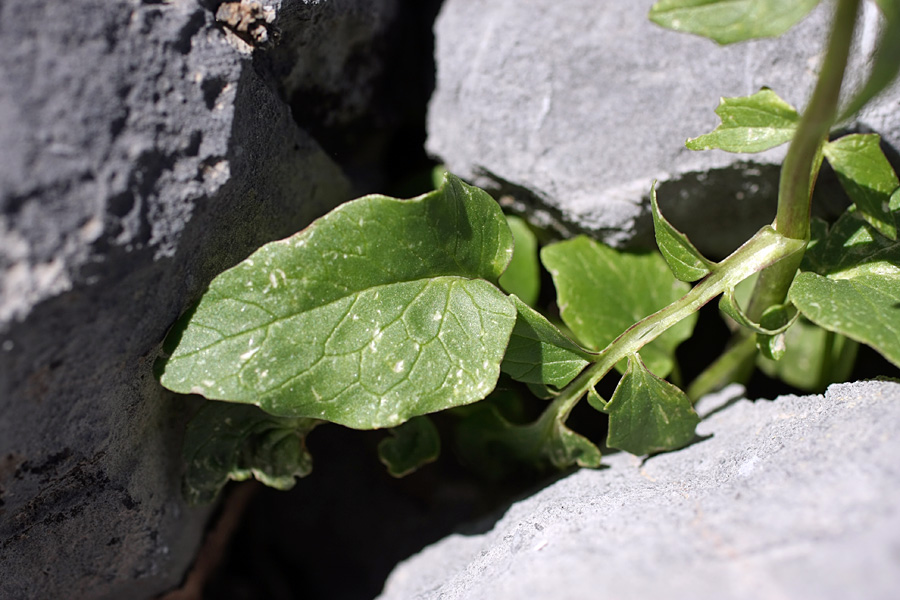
[
  {"left": 182, "top": 402, "right": 319, "bottom": 505},
  {"left": 651, "top": 184, "right": 716, "bottom": 282},
  {"left": 499, "top": 215, "right": 541, "bottom": 307},
  {"left": 377, "top": 416, "right": 441, "bottom": 478},
  {"left": 605, "top": 355, "right": 700, "bottom": 456},
  {"left": 686, "top": 88, "right": 799, "bottom": 153},
  {"left": 840, "top": 1, "right": 900, "bottom": 119},
  {"left": 542, "top": 237, "right": 696, "bottom": 378},
  {"left": 649, "top": 0, "right": 821, "bottom": 45},
  {"left": 501, "top": 296, "right": 594, "bottom": 388},
  {"left": 757, "top": 317, "right": 858, "bottom": 391},
  {"left": 824, "top": 134, "right": 899, "bottom": 240},
  {"left": 159, "top": 174, "right": 517, "bottom": 429},
  {"left": 455, "top": 400, "right": 601, "bottom": 478},
  {"left": 789, "top": 208, "right": 900, "bottom": 368}
]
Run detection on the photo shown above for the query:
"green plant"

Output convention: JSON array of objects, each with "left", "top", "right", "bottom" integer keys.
[{"left": 158, "top": 0, "right": 900, "bottom": 504}]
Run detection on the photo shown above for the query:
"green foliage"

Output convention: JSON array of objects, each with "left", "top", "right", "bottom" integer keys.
[
  {"left": 160, "top": 175, "right": 517, "bottom": 429},
  {"left": 500, "top": 296, "right": 593, "bottom": 389},
  {"left": 378, "top": 416, "right": 441, "bottom": 477},
  {"left": 600, "top": 355, "right": 700, "bottom": 455},
  {"left": 823, "top": 134, "right": 899, "bottom": 240},
  {"left": 686, "top": 88, "right": 799, "bottom": 153},
  {"left": 790, "top": 207, "right": 900, "bottom": 368},
  {"left": 182, "top": 402, "right": 318, "bottom": 505},
  {"left": 542, "top": 236, "right": 696, "bottom": 378},
  {"left": 649, "top": 0, "right": 821, "bottom": 45},
  {"left": 159, "top": 0, "right": 900, "bottom": 503},
  {"left": 499, "top": 215, "right": 541, "bottom": 306},
  {"left": 651, "top": 184, "right": 716, "bottom": 282}
]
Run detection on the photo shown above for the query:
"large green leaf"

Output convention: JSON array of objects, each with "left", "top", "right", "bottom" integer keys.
[
  {"left": 649, "top": 0, "right": 821, "bottom": 45},
  {"left": 499, "top": 215, "right": 540, "bottom": 307},
  {"left": 686, "top": 88, "right": 799, "bottom": 153},
  {"left": 160, "top": 174, "right": 517, "bottom": 429},
  {"left": 500, "top": 296, "right": 594, "bottom": 389},
  {"left": 651, "top": 184, "right": 717, "bottom": 282},
  {"left": 601, "top": 355, "right": 700, "bottom": 456},
  {"left": 377, "top": 416, "right": 441, "bottom": 478},
  {"left": 823, "top": 134, "right": 899, "bottom": 241},
  {"left": 182, "top": 402, "right": 319, "bottom": 505},
  {"left": 541, "top": 237, "right": 696, "bottom": 377},
  {"left": 789, "top": 208, "right": 900, "bottom": 368}
]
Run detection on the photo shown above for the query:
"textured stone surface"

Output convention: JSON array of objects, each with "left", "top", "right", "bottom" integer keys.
[
  {"left": 379, "top": 380, "right": 900, "bottom": 600},
  {"left": 428, "top": 0, "right": 899, "bottom": 255},
  {"left": 0, "top": 0, "right": 410, "bottom": 597}
]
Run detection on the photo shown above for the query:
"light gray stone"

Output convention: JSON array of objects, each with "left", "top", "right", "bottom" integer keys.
[
  {"left": 428, "top": 0, "right": 899, "bottom": 256},
  {"left": 0, "top": 0, "right": 408, "bottom": 597},
  {"left": 379, "top": 380, "right": 900, "bottom": 600}
]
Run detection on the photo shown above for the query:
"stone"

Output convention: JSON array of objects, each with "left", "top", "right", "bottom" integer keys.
[
  {"left": 0, "top": 0, "right": 412, "bottom": 597},
  {"left": 427, "top": 0, "right": 900, "bottom": 256},
  {"left": 379, "top": 380, "right": 900, "bottom": 600}
]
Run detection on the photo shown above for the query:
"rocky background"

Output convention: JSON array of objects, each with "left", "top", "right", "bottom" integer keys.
[{"left": 1, "top": 1, "right": 898, "bottom": 599}]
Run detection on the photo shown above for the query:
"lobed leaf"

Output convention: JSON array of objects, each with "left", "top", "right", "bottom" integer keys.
[
  {"left": 160, "top": 174, "right": 517, "bottom": 429},
  {"left": 789, "top": 208, "right": 900, "bottom": 368},
  {"left": 604, "top": 355, "right": 700, "bottom": 456},
  {"left": 541, "top": 237, "right": 696, "bottom": 378},
  {"left": 182, "top": 402, "right": 318, "bottom": 505},
  {"left": 499, "top": 215, "right": 541, "bottom": 307},
  {"left": 649, "top": 0, "right": 821, "bottom": 45},
  {"left": 686, "top": 88, "right": 799, "bottom": 153},
  {"left": 651, "top": 183, "right": 716, "bottom": 282},
  {"left": 823, "top": 134, "right": 899, "bottom": 241},
  {"left": 500, "top": 296, "right": 594, "bottom": 389},
  {"left": 377, "top": 416, "right": 441, "bottom": 478}
]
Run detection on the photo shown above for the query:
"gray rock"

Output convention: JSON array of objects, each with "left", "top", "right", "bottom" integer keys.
[
  {"left": 428, "top": 0, "right": 899, "bottom": 256},
  {"left": 0, "top": 0, "right": 408, "bottom": 597},
  {"left": 379, "top": 380, "right": 900, "bottom": 600}
]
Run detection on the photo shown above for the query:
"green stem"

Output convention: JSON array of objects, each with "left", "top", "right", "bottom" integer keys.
[
  {"left": 688, "top": 0, "right": 860, "bottom": 395},
  {"left": 548, "top": 227, "right": 805, "bottom": 420}
]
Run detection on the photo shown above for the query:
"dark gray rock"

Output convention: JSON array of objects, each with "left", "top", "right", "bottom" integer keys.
[
  {"left": 0, "top": 0, "right": 409, "bottom": 597},
  {"left": 427, "top": 0, "right": 899, "bottom": 256},
  {"left": 379, "top": 380, "right": 900, "bottom": 600}
]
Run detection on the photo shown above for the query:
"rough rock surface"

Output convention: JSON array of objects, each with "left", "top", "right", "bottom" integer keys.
[
  {"left": 379, "top": 380, "right": 900, "bottom": 600},
  {"left": 428, "top": 0, "right": 900, "bottom": 255},
  {"left": 0, "top": 0, "right": 403, "bottom": 598}
]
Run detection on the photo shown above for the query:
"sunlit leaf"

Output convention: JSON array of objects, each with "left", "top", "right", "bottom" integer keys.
[
  {"left": 160, "top": 174, "right": 517, "bottom": 429},
  {"left": 605, "top": 355, "right": 700, "bottom": 455},
  {"left": 542, "top": 237, "right": 695, "bottom": 377},
  {"left": 651, "top": 183, "right": 716, "bottom": 282},
  {"left": 501, "top": 296, "right": 594, "bottom": 388},
  {"left": 789, "top": 208, "right": 900, "bottom": 368},
  {"left": 686, "top": 88, "right": 799, "bottom": 153},
  {"left": 182, "top": 402, "right": 319, "bottom": 505},
  {"left": 823, "top": 134, "right": 899, "bottom": 240},
  {"left": 499, "top": 215, "right": 541, "bottom": 306},
  {"left": 649, "top": 0, "right": 821, "bottom": 45},
  {"left": 378, "top": 416, "right": 441, "bottom": 478}
]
